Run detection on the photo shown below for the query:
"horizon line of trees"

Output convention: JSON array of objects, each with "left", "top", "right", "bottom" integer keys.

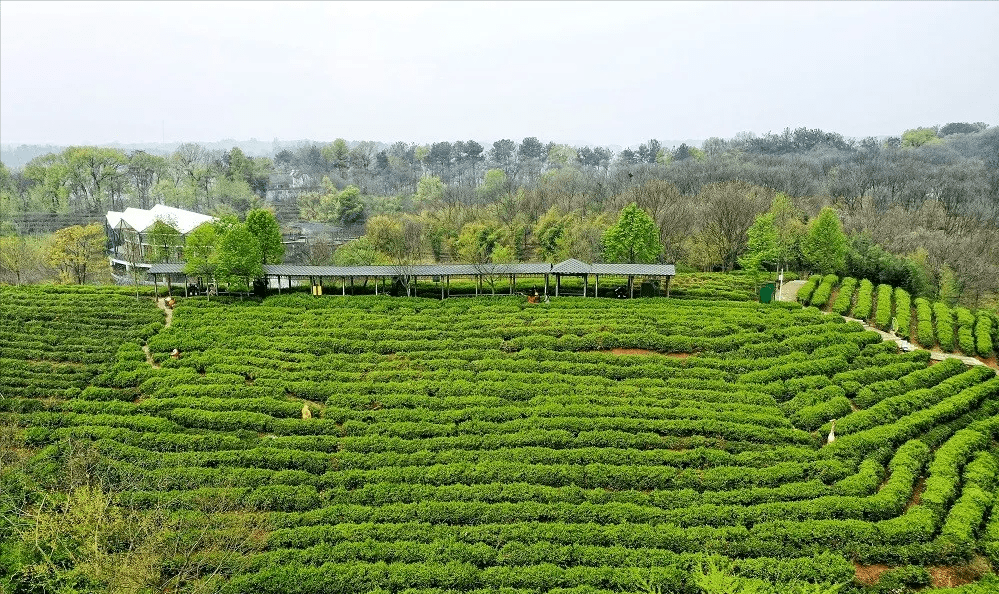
[{"left": 2, "top": 122, "right": 997, "bottom": 308}]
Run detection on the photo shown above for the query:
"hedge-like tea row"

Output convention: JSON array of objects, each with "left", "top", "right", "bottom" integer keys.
[
  {"left": 807, "top": 274, "right": 838, "bottom": 308},
  {"left": 915, "top": 298, "right": 935, "bottom": 347},
  {"left": 894, "top": 287, "right": 911, "bottom": 337},
  {"left": 920, "top": 428, "right": 989, "bottom": 521},
  {"left": 933, "top": 302, "right": 956, "bottom": 352},
  {"left": 831, "top": 277, "right": 857, "bottom": 315},
  {"left": 933, "top": 450, "right": 997, "bottom": 563},
  {"left": 976, "top": 312, "right": 995, "bottom": 357},
  {"left": 823, "top": 377, "right": 999, "bottom": 460},
  {"left": 7, "top": 287, "right": 999, "bottom": 592},
  {"left": 827, "top": 367, "right": 995, "bottom": 436},
  {"left": 796, "top": 275, "right": 821, "bottom": 304},
  {"left": 853, "top": 357, "right": 966, "bottom": 408},
  {"left": 852, "top": 279, "right": 875, "bottom": 320},
  {"left": 875, "top": 284, "right": 894, "bottom": 329}
]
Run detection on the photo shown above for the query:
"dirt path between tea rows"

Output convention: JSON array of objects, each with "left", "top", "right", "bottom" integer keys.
[
  {"left": 778, "top": 280, "right": 996, "bottom": 375},
  {"left": 141, "top": 298, "right": 175, "bottom": 369}
]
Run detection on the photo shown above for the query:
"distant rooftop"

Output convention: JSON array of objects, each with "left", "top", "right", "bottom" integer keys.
[{"left": 106, "top": 204, "right": 215, "bottom": 234}]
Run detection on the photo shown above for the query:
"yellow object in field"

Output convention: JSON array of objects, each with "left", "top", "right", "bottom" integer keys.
[{"left": 302, "top": 404, "right": 312, "bottom": 419}]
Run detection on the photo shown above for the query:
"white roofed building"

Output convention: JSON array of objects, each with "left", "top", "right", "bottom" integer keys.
[{"left": 106, "top": 204, "right": 215, "bottom": 282}]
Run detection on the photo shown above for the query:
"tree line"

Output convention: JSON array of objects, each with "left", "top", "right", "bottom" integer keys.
[{"left": 1, "top": 123, "right": 997, "bottom": 307}]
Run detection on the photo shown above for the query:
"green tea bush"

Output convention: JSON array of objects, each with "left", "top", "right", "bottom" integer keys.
[
  {"left": 915, "top": 298, "right": 935, "bottom": 347},
  {"left": 831, "top": 277, "right": 857, "bottom": 315},
  {"left": 875, "top": 284, "right": 894, "bottom": 329},
  {"left": 852, "top": 279, "right": 874, "bottom": 320},
  {"left": 975, "top": 312, "right": 995, "bottom": 357},
  {"left": 808, "top": 274, "right": 839, "bottom": 308},
  {"left": 893, "top": 287, "right": 911, "bottom": 337},
  {"left": 933, "top": 302, "right": 956, "bottom": 352},
  {"left": 796, "top": 275, "right": 821, "bottom": 304}
]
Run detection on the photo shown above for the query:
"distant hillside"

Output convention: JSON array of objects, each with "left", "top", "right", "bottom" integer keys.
[
  {"left": 1, "top": 138, "right": 709, "bottom": 170},
  {"left": 2, "top": 139, "right": 302, "bottom": 168}
]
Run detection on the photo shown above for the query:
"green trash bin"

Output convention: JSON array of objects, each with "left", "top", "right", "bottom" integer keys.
[{"left": 759, "top": 282, "right": 776, "bottom": 304}]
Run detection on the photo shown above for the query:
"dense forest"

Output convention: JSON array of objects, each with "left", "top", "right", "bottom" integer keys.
[{"left": 1, "top": 123, "right": 997, "bottom": 308}]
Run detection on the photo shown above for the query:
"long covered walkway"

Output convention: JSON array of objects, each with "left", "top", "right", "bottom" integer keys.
[{"left": 146, "top": 259, "right": 676, "bottom": 299}]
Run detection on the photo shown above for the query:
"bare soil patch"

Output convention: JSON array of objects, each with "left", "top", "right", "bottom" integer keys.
[
  {"left": 853, "top": 562, "right": 891, "bottom": 586},
  {"left": 597, "top": 348, "right": 692, "bottom": 359},
  {"left": 826, "top": 287, "right": 840, "bottom": 313},
  {"left": 156, "top": 298, "right": 175, "bottom": 328},
  {"left": 609, "top": 348, "right": 660, "bottom": 356},
  {"left": 928, "top": 557, "right": 992, "bottom": 588},
  {"left": 905, "top": 477, "right": 925, "bottom": 511},
  {"left": 141, "top": 344, "right": 160, "bottom": 369},
  {"left": 982, "top": 356, "right": 999, "bottom": 371}
]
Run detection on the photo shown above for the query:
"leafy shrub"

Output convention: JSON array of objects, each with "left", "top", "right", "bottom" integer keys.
[
  {"left": 808, "top": 274, "right": 839, "bottom": 308},
  {"left": 796, "top": 275, "right": 821, "bottom": 304},
  {"left": 915, "top": 298, "right": 935, "bottom": 347},
  {"left": 831, "top": 277, "right": 857, "bottom": 316},
  {"left": 875, "top": 284, "right": 893, "bottom": 329},
  {"left": 933, "top": 302, "right": 955, "bottom": 352},
  {"left": 975, "top": 313, "right": 995, "bottom": 357},
  {"left": 852, "top": 280, "right": 874, "bottom": 320},
  {"left": 893, "top": 287, "right": 911, "bottom": 337}
]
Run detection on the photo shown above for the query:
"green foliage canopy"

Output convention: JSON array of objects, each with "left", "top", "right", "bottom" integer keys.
[
  {"left": 214, "top": 223, "right": 263, "bottom": 289},
  {"left": 245, "top": 208, "right": 284, "bottom": 264},
  {"left": 802, "top": 207, "right": 847, "bottom": 275},
  {"left": 602, "top": 203, "right": 662, "bottom": 264}
]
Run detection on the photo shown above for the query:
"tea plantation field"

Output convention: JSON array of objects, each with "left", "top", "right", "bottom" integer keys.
[{"left": 3, "top": 285, "right": 999, "bottom": 594}]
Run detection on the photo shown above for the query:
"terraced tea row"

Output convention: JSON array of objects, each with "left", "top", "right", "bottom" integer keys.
[
  {"left": 3, "top": 288, "right": 998, "bottom": 593},
  {"left": 798, "top": 274, "right": 998, "bottom": 358}
]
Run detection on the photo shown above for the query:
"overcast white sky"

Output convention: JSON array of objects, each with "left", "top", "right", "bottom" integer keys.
[{"left": 2, "top": 1, "right": 997, "bottom": 148}]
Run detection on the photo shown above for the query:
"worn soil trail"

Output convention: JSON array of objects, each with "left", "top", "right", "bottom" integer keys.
[
  {"left": 141, "top": 298, "right": 175, "bottom": 369},
  {"left": 778, "top": 279, "right": 996, "bottom": 375},
  {"left": 156, "top": 297, "right": 175, "bottom": 328}
]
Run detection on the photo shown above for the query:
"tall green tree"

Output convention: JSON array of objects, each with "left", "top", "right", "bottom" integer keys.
[
  {"left": 64, "top": 146, "right": 127, "bottom": 213},
  {"left": 127, "top": 151, "right": 166, "bottom": 209},
  {"left": 334, "top": 185, "right": 365, "bottom": 226},
  {"left": 738, "top": 211, "right": 778, "bottom": 274},
  {"left": 298, "top": 177, "right": 364, "bottom": 226},
  {"left": 332, "top": 236, "right": 378, "bottom": 266},
  {"left": 802, "top": 206, "right": 847, "bottom": 275},
  {"left": 47, "top": 224, "right": 107, "bottom": 284},
  {"left": 214, "top": 223, "right": 263, "bottom": 290},
  {"left": 244, "top": 208, "right": 284, "bottom": 264},
  {"left": 455, "top": 220, "right": 503, "bottom": 265},
  {"left": 183, "top": 222, "right": 219, "bottom": 293},
  {"left": 602, "top": 203, "right": 662, "bottom": 263},
  {"left": 414, "top": 175, "right": 445, "bottom": 205},
  {"left": 24, "top": 154, "right": 70, "bottom": 213},
  {"left": 901, "top": 127, "right": 940, "bottom": 148},
  {"left": 556, "top": 213, "right": 610, "bottom": 263},
  {"left": 738, "top": 193, "right": 803, "bottom": 274}
]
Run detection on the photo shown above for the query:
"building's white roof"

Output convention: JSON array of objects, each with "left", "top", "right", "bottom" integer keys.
[{"left": 106, "top": 204, "right": 215, "bottom": 234}]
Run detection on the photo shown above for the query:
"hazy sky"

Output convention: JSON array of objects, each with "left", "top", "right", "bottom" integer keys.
[{"left": 2, "top": 1, "right": 997, "bottom": 148}]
